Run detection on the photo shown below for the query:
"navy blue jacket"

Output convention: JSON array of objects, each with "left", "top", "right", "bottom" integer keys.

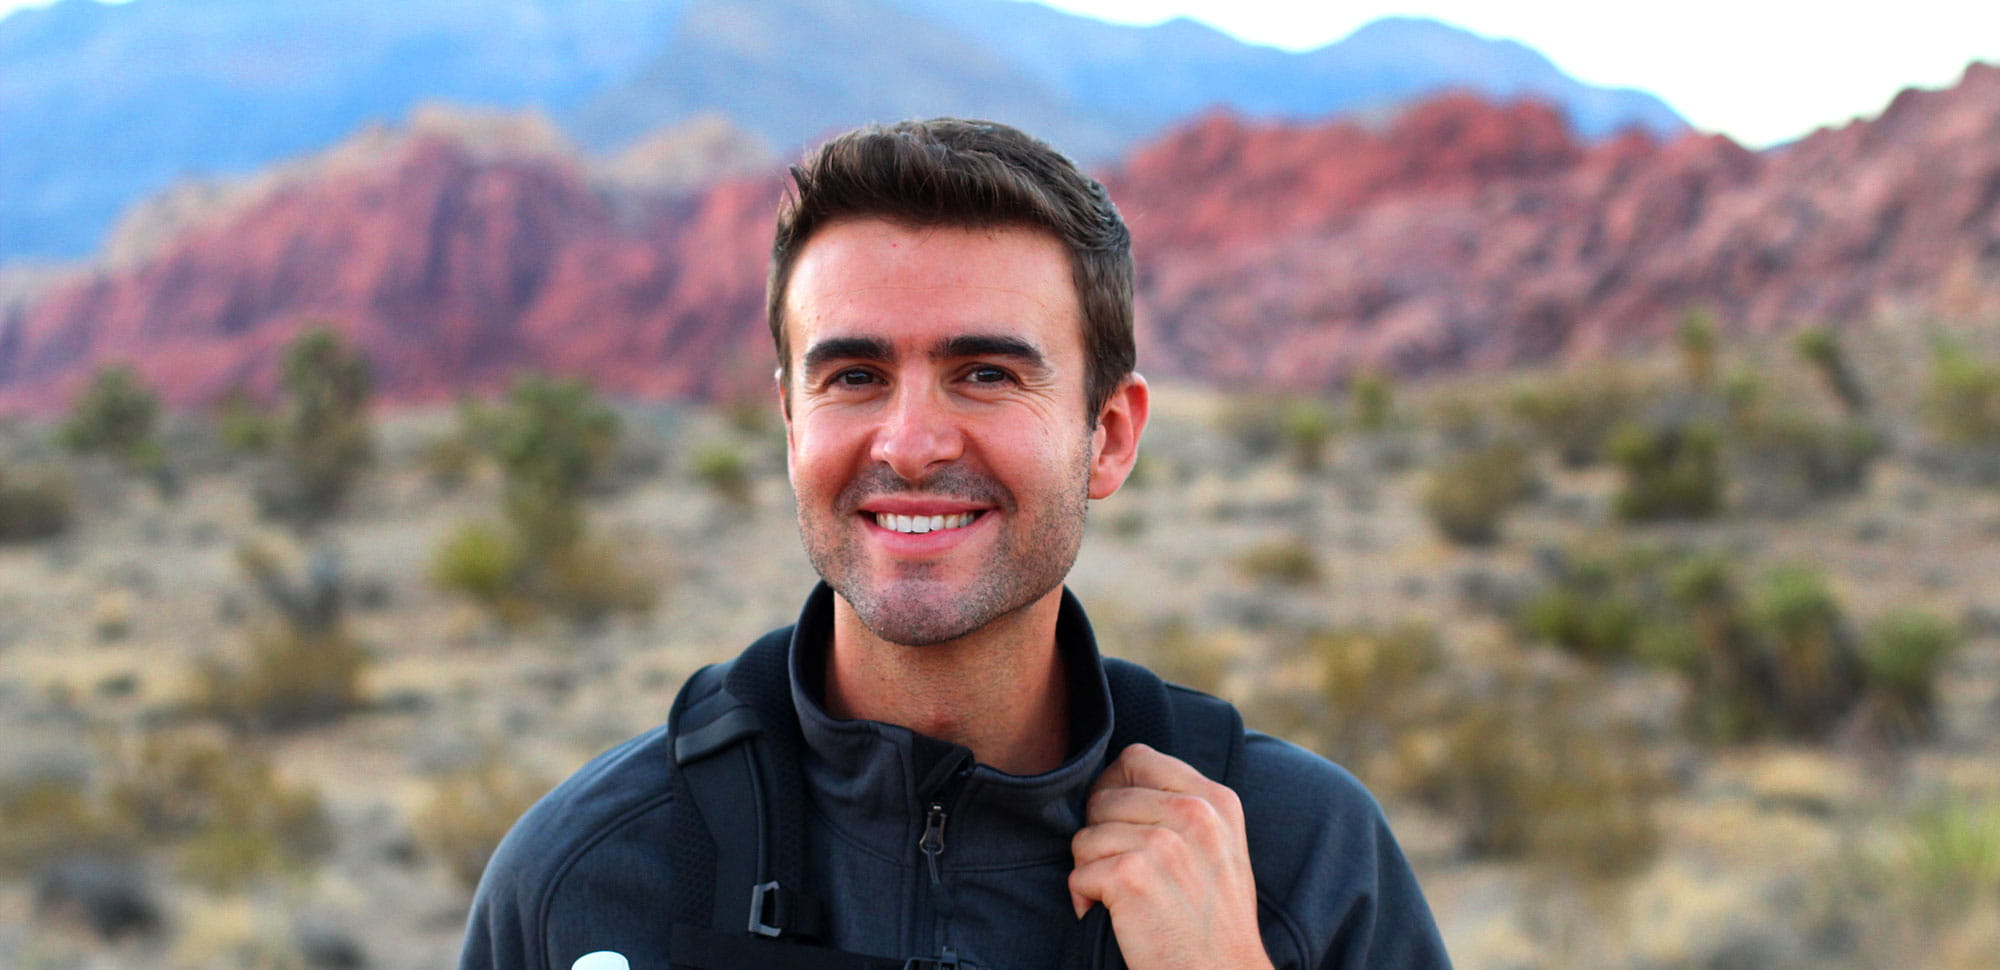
[{"left": 459, "top": 585, "right": 1451, "bottom": 970}]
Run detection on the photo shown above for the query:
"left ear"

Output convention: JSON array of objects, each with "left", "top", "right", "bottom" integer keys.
[{"left": 1087, "top": 373, "right": 1150, "bottom": 500}]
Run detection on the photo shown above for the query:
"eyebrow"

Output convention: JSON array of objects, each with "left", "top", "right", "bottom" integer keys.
[
  {"left": 800, "top": 336, "right": 893, "bottom": 378},
  {"left": 799, "top": 333, "right": 1050, "bottom": 378},
  {"left": 936, "top": 334, "right": 1046, "bottom": 369}
]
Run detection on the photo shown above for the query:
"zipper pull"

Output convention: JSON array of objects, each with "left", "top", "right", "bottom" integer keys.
[{"left": 920, "top": 800, "right": 948, "bottom": 886}]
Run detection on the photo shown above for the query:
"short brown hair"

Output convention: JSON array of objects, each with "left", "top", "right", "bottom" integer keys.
[{"left": 767, "top": 118, "right": 1134, "bottom": 421}]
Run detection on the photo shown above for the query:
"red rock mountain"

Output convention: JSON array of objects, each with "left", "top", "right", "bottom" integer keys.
[{"left": 4, "top": 64, "right": 1998, "bottom": 412}]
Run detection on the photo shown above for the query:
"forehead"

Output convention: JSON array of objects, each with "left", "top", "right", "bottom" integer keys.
[{"left": 782, "top": 219, "right": 1083, "bottom": 357}]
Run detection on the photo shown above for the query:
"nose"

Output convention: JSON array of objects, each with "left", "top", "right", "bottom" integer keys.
[{"left": 870, "top": 381, "right": 963, "bottom": 482}]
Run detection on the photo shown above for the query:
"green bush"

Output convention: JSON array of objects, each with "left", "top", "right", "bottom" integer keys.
[
  {"left": 1422, "top": 439, "right": 1534, "bottom": 545},
  {"left": 1898, "top": 796, "right": 2000, "bottom": 917},
  {"left": 435, "top": 377, "right": 654, "bottom": 627},
  {"left": 58, "top": 365, "right": 162, "bottom": 469},
  {"left": 1750, "top": 565, "right": 1863, "bottom": 738},
  {"left": 103, "top": 731, "right": 330, "bottom": 889},
  {"left": 1794, "top": 326, "right": 1871, "bottom": 415},
  {"left": 1860, "top": 609, "right": 1962, "bottom": 738},
  {"left": 1609, "top": 420, "right": 1724, "bottom": 521},
  {"left": 493, "top": 375, "right": 618, "bottom": 556},
  {"left": 194, "top": 625, "right": 371, "bottom": 731},
  {"left": 540, "top": 538, "right": 659, "bottom": 627},
  {"left": 258, "top": 328, "right": 375, "bottom": 530},
  {"left": 0, "top": 769, "right": 120, "bottom": 870},
  {"left": 432, "top": 521, "right": 528, "bottom": 618},
  {"left": 1731, "top": 412, "right": 1883, "bottom": 512},
  {"left": 1312, "top": 624, "right": 1442, "bottom": 769},
  {"left": 416, "top": 757, "right": 551, "bottom": 890},
  {"left": 0, "top": 464, "right": 73, "bottom": 543},
  {"left": 1922, "top": 342, "right": 2000, "bottom": 448},
  {"left": 691, "top": 441, "right": 752, "bottom": 507},
  {"left": 1677, "top": 308, "right": 1719, "bottom": 390},
  {"left": 1234, "top": 538, "right": 1322, "bottom": 587},
  {"left": 212, "top": 386, "right": 274, "bottom": 455},
  {"left": 1508, "top": 372, "right": 1641, "bottom": 468},
  {"left": 1349, "top": 370, "right": 1395, "bottom": 433},
  {"left": 1397, "top": 660, "right": 1664, "bottom": 877},
  {"left": 1279, "top": 398, "right": 1339, "bottom": 472}
]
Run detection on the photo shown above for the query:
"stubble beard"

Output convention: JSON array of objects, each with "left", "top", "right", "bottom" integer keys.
[{"left": 798, "top": 456, "right": 1090, "bottom": 647}]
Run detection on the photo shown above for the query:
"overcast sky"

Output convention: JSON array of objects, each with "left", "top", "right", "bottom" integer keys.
[{"left": 5, "top": 0, "right": 1996, "bottom": 147}]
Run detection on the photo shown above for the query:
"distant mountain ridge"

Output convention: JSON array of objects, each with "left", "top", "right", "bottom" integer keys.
[
  {"left": 2, "top": 65, "right": 1994, "bottom": 415},
  {"left": 0, "top": 0, "right": 1685, "bottom": 263}
]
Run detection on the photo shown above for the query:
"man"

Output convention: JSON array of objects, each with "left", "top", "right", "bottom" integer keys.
[{"left": 460, "top": 118, "right": 1450, "bottom": 970}]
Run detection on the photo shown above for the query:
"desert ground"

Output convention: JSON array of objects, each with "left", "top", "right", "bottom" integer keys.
[{"left": 3, "top": 323, "right": 1998, "bottom": 970}]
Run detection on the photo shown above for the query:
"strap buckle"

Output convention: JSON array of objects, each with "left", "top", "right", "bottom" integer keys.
[
  {"left": 903, "top": 946, "right": 970, "bottom": 970},
  {"left": 747, "top": 881, "right": 786, "bottom": 937}
]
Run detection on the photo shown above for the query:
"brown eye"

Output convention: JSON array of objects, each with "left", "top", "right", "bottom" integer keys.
[{"left": 967, "top": 366, "right": 1011, "bottom": 385}]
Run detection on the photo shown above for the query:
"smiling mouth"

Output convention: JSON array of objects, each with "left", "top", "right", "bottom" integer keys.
[{"left": 870, "top": 511, "right": 984, "bottom": 534}]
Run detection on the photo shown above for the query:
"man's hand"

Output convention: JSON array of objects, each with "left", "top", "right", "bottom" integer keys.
[{"left": 1068, "top": 743, "right": 1275, "bottom": 970}]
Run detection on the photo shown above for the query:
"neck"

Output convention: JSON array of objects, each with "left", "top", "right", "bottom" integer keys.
[{"left": 823, "top": 588, "right": 1071, "bottom": 776}]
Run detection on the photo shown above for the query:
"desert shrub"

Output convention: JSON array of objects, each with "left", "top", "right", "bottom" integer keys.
[
  {"left": 1794, "top": 326, "right": 1871, "bottom": 416},
  {"left": 1659, "top": 553, "right": 1775, "bottom": 741},
  {"left": 437, "top": 377, "right": 652, "bottom": 626},
  {"left": 0, "top": 464, "right": 73, "bottom": 543},
  {"left": 1517, "top": 558, "right": 1645, "bottom": 662},
  {"left": 1348, "top": 370, "right": 1395, "bottom": 433},
  {"left": 211, "top": 387, "right": 274, "bottom": 455},
  {"left": 1609, "top": 419, "right": 1724, "bottom": 521},
  {"left": 1508, "top": 371, "right": 1641, "bottom": 468},
  {"left": 193, "top": 625, "right": 371, "bottom": 732},
  {"left": 540, "top": 537, "right": 658, "bottom": 626},
  {"left": 1397, "top": 658, "right": 1664, "bottom": 877},
  {"left": 1677, "top": 308, "right": 1719, "bottom": 390},
  {"left": 257, "top": 328, "right": 374, "bottom": 530},
  {"left": 691, "top": 440, "right": 752, "bottom": 506},
  {"left": 58, "top": 365, "right": 163, "bottom": 470},
  {"left": 419, "top": 431, "right": 483, "bottom": 489},
  {"left": 1312, "top": 624, "right": 1442, "bottom": 769},
  {"left": 493, "top": 375, "right": 617, "bottom": 556},
  {"left": 1750, "top": 564, "right": 1864, "bottom": 738},
  {"left": 1218, "top": 395, "right": 1287, "bottom": 461},
  {"left": 415, "top": 758, "right": 551, "bottom": 889},
  {"left": 1279, "top": 398, "right": 1338, "bottom": 472},
  {"left": 432, "top": 521, "right": 528, "bottom": 619},
  {"left": 1858, "top": 608, "right": 1962, "bottom": 739},
  {"left": 1730, "top": 411, "right": 1884, "bottom": 513},
  {"left": 1422, "top": 439, "right": 1534, "bottom": 545},
  {"left": 1142, "top": 616, "right": 1231, "bottom": 696},
  {"left": 1898, "top": 796, "right": 2000, "bottom": 917},
  {"left": 1922, "top": 342, "right": 2000, "bottom": 448},
  {"left": 1234, "top": 537, "right": 1321, "bottom": 587},
  {"left": 102, "top": 731, "right": 330, "bottom": 890},
  {"left": 0, "top": 768, "right": 121, "bottom": 870}
]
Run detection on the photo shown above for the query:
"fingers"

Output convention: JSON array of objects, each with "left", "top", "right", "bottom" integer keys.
[
  {"left": 1089, "top": 744, "right": 1244, "bottom": 827},
  {"left": 1089, "top": 742, "right": 1205, "bottom": 795}
]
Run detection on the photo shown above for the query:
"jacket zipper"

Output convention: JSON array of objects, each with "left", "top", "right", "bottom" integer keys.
[
  {"left": 916, "top": 757, "right": 975, "bottom": 959},
  {"left": 920, "top": 798, "right": 951, "bottom": 886}
]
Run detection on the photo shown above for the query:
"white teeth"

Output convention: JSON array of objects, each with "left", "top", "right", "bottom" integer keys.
[{"left": 874, "top": 512, "right": 978, "bottom": 534}]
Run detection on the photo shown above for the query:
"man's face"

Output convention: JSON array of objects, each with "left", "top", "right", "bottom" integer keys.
[{"left": 780, "top": 218, "right": 1113, "bottom": 646}]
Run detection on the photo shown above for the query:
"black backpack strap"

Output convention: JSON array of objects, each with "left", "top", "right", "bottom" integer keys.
[
  {"left": 1102, "top": 657, "right": 1246, "bottom": 787},
  {"left": 1083, "top": 659, "right": 1251, "bottom": 970},
  {"left": 666, "top": 629, "right": 830, "bottom": 960}
]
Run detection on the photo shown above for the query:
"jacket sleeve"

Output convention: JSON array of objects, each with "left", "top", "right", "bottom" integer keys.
[
  {"left": 456, "top": 804, "right": 551, "bottom": 970},
  {"left": 1317, "top": 809, "right": 1452, "bottom": 970},
  {"left": 1237, "top": 733, "right": 1453, "bottom": 970}
]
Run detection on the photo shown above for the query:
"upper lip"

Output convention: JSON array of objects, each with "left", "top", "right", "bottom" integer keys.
[{"left": 857, "top": 498, "right": 991, "bottom": 516}]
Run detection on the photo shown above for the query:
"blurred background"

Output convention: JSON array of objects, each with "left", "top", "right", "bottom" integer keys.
[{"left": 3, "top": 1, "right": 1999, "bottom": 967}]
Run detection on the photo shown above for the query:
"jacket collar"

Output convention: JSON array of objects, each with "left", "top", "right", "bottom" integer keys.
[{"left": 784, "top": 582, "right": 1116, "bottom": 865}]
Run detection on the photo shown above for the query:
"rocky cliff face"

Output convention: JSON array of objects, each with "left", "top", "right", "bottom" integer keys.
[{"left": 3, "top": 65, "right": 1996, "bottom": 412}]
